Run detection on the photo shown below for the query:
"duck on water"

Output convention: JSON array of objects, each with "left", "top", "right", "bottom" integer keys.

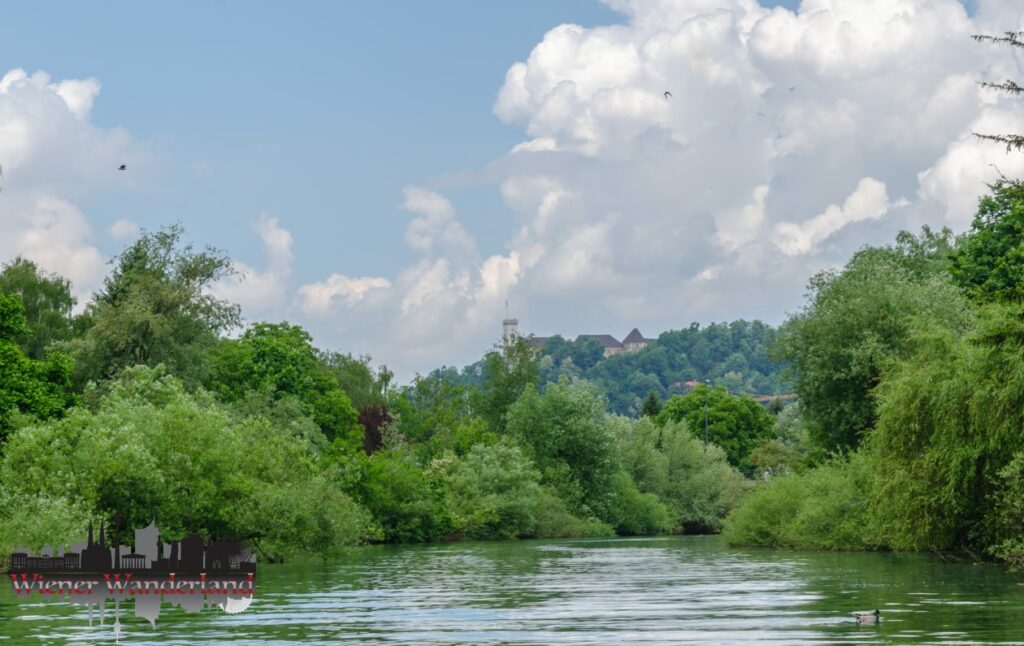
[{"left": 854, "top": 610, "right": 880, "bottom": 624}]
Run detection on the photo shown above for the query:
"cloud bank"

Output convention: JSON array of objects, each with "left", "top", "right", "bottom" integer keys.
[
  {"left": 0, "top": 68, "right": 140, "bottom": 301},
  {"left": 288, "top": 0, "right": 1024, "bottom": 377},
  {"left": 6, "top": 0, "right": 1024, "bottom": 380}
]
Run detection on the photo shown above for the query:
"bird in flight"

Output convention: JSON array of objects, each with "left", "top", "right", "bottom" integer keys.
[
  {"left": 118, "top": 164, "right": 126, "bottom": 171},
  {"left": 664, "top": 91, "right": 672, "bottom": 99}
]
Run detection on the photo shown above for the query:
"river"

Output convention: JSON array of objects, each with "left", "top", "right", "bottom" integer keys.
[{"left": 2, "top": 536, "right": 1023, "bottom": 644}]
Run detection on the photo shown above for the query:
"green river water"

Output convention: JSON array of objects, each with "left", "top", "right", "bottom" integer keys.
[{"left": 2, "top": 536, "right": 1023, "bottom": 644}]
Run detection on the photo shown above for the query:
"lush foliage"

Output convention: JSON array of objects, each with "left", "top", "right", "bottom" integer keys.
[
  {"left": 0, "top": 367, "right": 372, "bottom": 562},
  {"left": 613, "top": 416, "right": 747, "bottom": 532},
  {"left": 656, "top": 385, "right": 774, "bottom": 471},
  {"left": 531, "top": 321, "right": 788, "bottom": 416},
  {"left": 723, "top": 454, "right": 875, "bottom": 550},
  {"left": 0, "top": 294, "right": 74, "bottom": 440},
  {"left": 65, "top": 225, "right": 240, "bottom": 388},
  {"left": 725, "top": 184, "right": 1024, "bottom": 568},
  {"left": 0, "top": 257, "right": 75, "bottom": 360},
  {"left": 950, "top": 180, "right": 1024, "bottom": 302},
  {"left": 773, "top": 228, "right": 966, "bottom": 452},
  {"left": 207, "top": 322, "right": 361, "bottom": 447}
]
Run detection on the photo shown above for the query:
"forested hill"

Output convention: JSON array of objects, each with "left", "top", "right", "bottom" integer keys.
[
  {"left": 545, "top": 321, "right": 789, "bottom": 415},
  {"left": 455, "top": 320, "right": 790, "bottom": 416}
]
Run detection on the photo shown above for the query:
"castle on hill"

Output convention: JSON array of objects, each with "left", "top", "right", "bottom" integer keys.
[{"left": 502, "top": 317, "right": 655, "bottom": 358}]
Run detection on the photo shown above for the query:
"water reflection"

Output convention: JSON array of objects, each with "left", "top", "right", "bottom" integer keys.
[{"left": 2, "top": 536, "right": 1023, "bottom": 643}]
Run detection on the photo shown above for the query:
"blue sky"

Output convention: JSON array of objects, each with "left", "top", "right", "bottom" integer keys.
[
  {"left": 2, "top": 1, "right": 621, "bottom": 275},
  {"left": 1, "top": 0, "right": 796, "bottom": 279},
  {"left": 0, "top": 0, "right": 1015, "bottom": 378}
]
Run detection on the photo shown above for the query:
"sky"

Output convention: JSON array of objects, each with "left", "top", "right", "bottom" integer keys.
[{"left": 1, "top": 0, "right": 1023, "bottom": 380}]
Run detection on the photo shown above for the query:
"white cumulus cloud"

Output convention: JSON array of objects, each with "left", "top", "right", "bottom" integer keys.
[
  {"left": 0, "top": 68, "right": 141, "bottom": 301},
  {"left": 209, "top": 214, "right": 295, "bottom": 316},
  {"left": 287, "top": 0, "right": 1024, "bottom": 378},
  {"left": 774, "top": 177, "right": 894, "bottom": 256}
]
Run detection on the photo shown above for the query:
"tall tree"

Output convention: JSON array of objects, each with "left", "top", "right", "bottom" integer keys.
[
  {"left": 0, "top": 257, "right": 75, "bottom": 360},
  {"left": 773, "top": 231, "right": 968, "bottom": 453},
  {"left": 950, "top": 180, "right": 1024, "bottom": 303},
  {"left": 476, "top": 337, "right": 539, "bottom": 433},
  {"left": 656, "top": 385, "right": 773, "bottom": 471},
  {"left": 641, "top": 390, "right": 662, "bottom": 417},
  {"left": 67, "top": 225, "right": 240, "bottom": 387},
  {"left": 506, "top": 379, "right": 618, "bottom": 516},
  {"left": 207, "top": 322, "right": 361, "bottom": 446}
]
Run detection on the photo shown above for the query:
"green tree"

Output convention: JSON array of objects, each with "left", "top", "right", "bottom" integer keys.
[
  {"left": 657, "top": 385, "right": 774, "bottom": 471},
  {"left": 611, "top": 416, "right": 748, "bottom": 532},
  {"left": 208, "top": 322, "right": 360, "bottom": 446},
  {"left": 748, "top": 403, "right": 810, "bottom": 476},
  {"left": 867, "top": 302, "right": 1024, "bottom": 553},
  {"left": 443, "top": 442, "right": 545, "bottom": 539},
  {"left": 950, "top": 180, "right": 1024, "bottom": 303},
  {"left": 319, "top": 352, "right": 386, "bottom": 410},
  {"left": 540, "top": 335, "right": 572, "bottom": 364},
  {"left": 641, "top": 390, "right": 662, "bottom": 417},
  {"left": 505, "top": 379, "right": 617, "bottom": 518},
  {"left": 722, "top": 453, "right": 875, "bottom": 550},
  {"left": 476, "top": 336, "right": 539, "bottom": 433},
  {"left": 774, "top": 233, "right": 968, "bottom": 453},
  {"left": 392, "top": 369, "right": 474, "bottom": 444},
  {"left": 0, "top": 257, "right": 75, "bottom": 360},
  {"left": 355, "top": 448, "right": 453, "bottom": 542},
  {"left": 0, "top": 366, "right": 371, "bottom": 561},
  {"left": 570, "top": 337, "right": 604, "bottom": 370},
  {"left": 0, "top": 294, "right": 74, "bottom": 440},
  {"left": 67, "top": 225, "right": 240, "bottom": 387}
]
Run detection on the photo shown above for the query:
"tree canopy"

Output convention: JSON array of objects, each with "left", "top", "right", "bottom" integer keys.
[
  {"left": 657, "top": 385, "right": 774, "bottom": 471},
  {"left": 67, "top": 224, "right": 240, "bottom": 387},
  {"left": 0, "top": 257, "right": 75, "bottom": 360},
  {"left": 773, "top": 231, "right": 968, "bottom": 453}
]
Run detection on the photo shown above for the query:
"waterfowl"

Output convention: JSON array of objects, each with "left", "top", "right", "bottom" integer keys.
[{"left": 853, "top": 609, "right": 880, "bottom": 624}]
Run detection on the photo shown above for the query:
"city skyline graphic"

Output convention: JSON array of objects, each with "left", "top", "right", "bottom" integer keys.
[{"left": 8, "top": 516, "right": 256, "bottom": 574}]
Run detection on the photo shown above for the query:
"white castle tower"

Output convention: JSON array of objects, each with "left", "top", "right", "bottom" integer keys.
[{"left": 502, "top": 299, "right": 518, "bottom": 344}]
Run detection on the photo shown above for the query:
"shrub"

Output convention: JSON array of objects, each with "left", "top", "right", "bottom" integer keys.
[
  {"left": 611, "top": 416, "right": 748, "bottom": 533},
  {"left": 355, "top": 448, "right": 453, "bottom": 543},
  {"left": 603, "top": 470, "right": 671, "bottom": 536},
  {"left": 722, "top": 453, "right": 876, "bottom": 550},
  {"left": 0, "top": 366, "right": 372, "bottom": 561},
  {"left": 444, "top": 443, "right": 544, "bottom": 540}
]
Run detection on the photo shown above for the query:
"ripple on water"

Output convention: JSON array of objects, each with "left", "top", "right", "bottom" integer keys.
[{"left": 3, "top": 536, "right": 1024, "bottom": 644}]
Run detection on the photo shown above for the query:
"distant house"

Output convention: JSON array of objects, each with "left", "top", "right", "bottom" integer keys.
[
  {"left": 576, "top": 334, "right": 625, "bottom": 357},
  {"left": 622, "top": 328, "right": 655, "bottom": 353},
  {"left": 505, "top": 318, "right": 656, "bottom": 358}
]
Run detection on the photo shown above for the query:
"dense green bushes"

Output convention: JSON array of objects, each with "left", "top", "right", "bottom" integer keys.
[
  {"left": 656, "top": 385, "right": 774, "bottom": 471},
  {"left": 722, "top": 455, "right": 874, "bottom": 550},
  {"left": 724, "top": 183, "right": 1024, "bottom": 568},
  {"left": 612, "top": 417, "right": 748, "bottom": 532},
  {"left": 0, "top": 367, "right": 373, "bottom": 562}
]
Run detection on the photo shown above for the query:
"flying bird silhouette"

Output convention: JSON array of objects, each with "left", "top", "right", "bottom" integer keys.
[
  {"left": 118, "top": 164, "right": 126, "bottom": 171},
  {"left": 664, "top": 90, "right": 672, "bottom": 99}
]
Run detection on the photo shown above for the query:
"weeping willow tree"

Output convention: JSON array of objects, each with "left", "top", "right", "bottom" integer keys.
[
  {"left": 973, "top": 31, "right": 1024, "bottom": 151},
  {"left": 868, "top": 289, "right": 1024, "bottom": 562}
]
